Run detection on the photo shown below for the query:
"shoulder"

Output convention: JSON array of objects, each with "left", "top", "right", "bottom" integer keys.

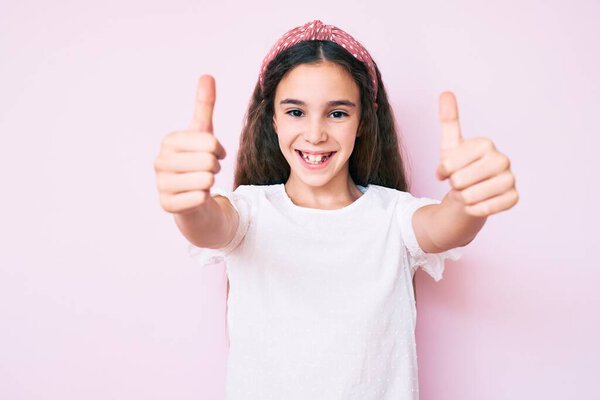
[
  {"left": 227, "top": 184, "right": 284, "bottom": 211},
  {"left": 365, "top": 184, "right": 412, "bottom": 206},
  {"left": 366, "top": 184, "right": 440, "bottom": 214},
  {"left": 232, "top": 184, "right": 282, "bottom": 200}
]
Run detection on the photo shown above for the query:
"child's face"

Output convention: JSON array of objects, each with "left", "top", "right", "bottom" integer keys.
[{"left": 272, "top": 61, "right": 361, "bottom": 190}]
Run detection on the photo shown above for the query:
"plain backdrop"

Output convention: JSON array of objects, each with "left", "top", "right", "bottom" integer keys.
[{"left": 1, "top": 0, "right": 599, "bottom": 399}]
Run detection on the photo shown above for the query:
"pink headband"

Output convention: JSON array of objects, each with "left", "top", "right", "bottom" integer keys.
[{"left": 259, "top": 20, "right": 379, "bottom": 103}]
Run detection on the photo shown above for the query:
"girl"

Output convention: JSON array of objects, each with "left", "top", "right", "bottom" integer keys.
[{"left": 154, "top": 20, "right": 518, "bottom": 400}]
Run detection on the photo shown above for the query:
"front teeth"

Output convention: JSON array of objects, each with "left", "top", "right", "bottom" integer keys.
[{"left": 301, "top": 152, "right": 331, "bottom": 163}]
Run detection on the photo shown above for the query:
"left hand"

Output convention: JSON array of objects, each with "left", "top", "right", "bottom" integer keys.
[{"left": 435, "top": 91, "right": 519, "bottom": 217}]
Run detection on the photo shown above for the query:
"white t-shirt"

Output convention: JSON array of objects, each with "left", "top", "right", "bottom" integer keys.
[{"left": 189, "top": 183, "right": 463, "bottom": 400}]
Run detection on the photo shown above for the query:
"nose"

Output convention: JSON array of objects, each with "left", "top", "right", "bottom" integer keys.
[{"left": 302, "top": 118, "right": 327, "bottom": 144}]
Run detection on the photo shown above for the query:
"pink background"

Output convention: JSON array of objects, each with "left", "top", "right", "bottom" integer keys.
[{"left": 1, "top": 0, "right": 598, "bottom": 399}]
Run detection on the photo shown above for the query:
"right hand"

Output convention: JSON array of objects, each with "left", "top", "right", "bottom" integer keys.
[{"left": 154, "top": 75, "right": 227, "bottom": 214}]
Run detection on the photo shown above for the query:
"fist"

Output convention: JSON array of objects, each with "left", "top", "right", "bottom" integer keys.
[
  {"left": 435, "top": 92, "right": 519, "bottom": 217},
  {"left": 154, "top": 75, "right": 226, "bottom": 214}
]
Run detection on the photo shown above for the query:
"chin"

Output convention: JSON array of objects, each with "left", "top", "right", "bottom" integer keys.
[
  {"left": 295, "top": 175, "right": 333, "bottom": 188},
  {"left": 292, "top": 167, "right": 345, "bottom": 189}
]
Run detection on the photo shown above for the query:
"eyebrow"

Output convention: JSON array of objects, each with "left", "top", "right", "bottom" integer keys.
[{"left": 279, "top": 98, "right": 357, "bottom": 107}]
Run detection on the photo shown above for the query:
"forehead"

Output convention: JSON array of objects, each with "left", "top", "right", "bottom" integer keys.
[{"left": 275, "top": 61, "right": 360, "bottom": 103}]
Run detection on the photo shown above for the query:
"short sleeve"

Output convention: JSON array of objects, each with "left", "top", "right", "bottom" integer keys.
[
  {"left": 397, "top": 194, "right": 464, "bottom": 282},
  {"left": 187, "top": 186, "right": 252, "bottom": 267}
]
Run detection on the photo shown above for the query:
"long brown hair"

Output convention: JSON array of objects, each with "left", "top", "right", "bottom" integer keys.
[{"left": 234, "top": 40, "right": 409, "bottom": 192}]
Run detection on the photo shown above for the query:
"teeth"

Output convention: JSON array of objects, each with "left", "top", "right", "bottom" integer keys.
[{"left": 301, "top": 152, "right": 332, "bottom": 163}]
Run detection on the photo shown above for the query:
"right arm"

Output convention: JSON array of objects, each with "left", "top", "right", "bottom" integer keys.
[
  {"left": 173, "top": 195, "right": 239, "bottom": 249},
  {"left": 154, "top": 75, "right": 236, "bottom": 249}
]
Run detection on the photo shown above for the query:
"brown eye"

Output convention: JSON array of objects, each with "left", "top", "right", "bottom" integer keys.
[
  {"left": 330, "top": 111, "right": 349, "bottom": 119},
  {"left": 287, "top": 109, "right": 303, "bottom": 118}
]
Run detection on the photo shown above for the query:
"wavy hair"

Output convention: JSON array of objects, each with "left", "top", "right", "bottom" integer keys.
[{"left": 234, "top": 40, "right": 409, "bottom": 192}]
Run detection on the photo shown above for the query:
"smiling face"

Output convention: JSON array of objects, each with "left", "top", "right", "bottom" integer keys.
[{"left": 272, "top": 61, "right": 362, "bottom": 193}]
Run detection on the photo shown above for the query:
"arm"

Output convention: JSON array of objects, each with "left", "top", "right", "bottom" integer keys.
[
  {"left": 155, "top": 75, "right": 239, "bottom": 250},
  {"left": 414, "top": 92, "right": 519, "bottom": 254},
  {"left": 173, "top": 195, "right": 239, "bottom": 249},
  {"left": 412, "top": 190, "right": 487, "bottom": 253}
]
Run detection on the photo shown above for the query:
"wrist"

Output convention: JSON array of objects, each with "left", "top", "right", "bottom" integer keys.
[{"left": 437, "top": 189, "right": 487, "bottom": 247}]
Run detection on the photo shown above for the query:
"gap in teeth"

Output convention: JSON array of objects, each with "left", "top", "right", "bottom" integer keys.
[{"left": 301, "top": 152, "right": 332, "bottom": 163}]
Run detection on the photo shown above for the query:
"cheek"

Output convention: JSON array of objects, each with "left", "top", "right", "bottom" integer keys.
[
  {"left": 275, "top": 126, "right": 293, "bottom": 144},
  {"left": 335, "top": 124, "right": 360, "bottom": 147},
  {"left": 274, "top": 129, "right": 296, "bottom": 157},
  {"left": 272, "top": 113, "right": 284, "bottom": 134},
  {"left": 274, "top": 120, "right": 299, "bottom": 144}
]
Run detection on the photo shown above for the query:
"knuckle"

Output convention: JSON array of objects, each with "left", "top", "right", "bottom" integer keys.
[
  {"left": 159, "top": 194, "right": 175, "bottom": 213},
  {"left": 212, "top": 157, "right": 221, "bottom": 173},
  {"left": 197, "top": 190, "right": 209, "bottom": 204},
  {"left": 160, "top": 136, "right": 171, "bottom": 149},
  {"left": 207, "top": 172, "right": 215, "bottom": 187},
  {"left": 153, "top": 157, "right": 164, "bottom": 172},
  {"left": 477, "top": 137, "right": 495, "bottom": 152},
  {"left": 197, "top": 133, "right": 215, "bottom": 150},
  {"left": 441, "top": 160, "right": 452, "bottom": 175},
  {"left": 204, "top": 151, "right": 216, "bottom": 163},
  {"left": 162, "top": 131, "right": 179, "bottom": 147},
  {"left": 156, "top": 175, "right": 166, "bottom": 192},
  {"left": 449, "top": 174, "right": 462, "bottom": 188},
  {"left": 198, "top": 152, "right": 214, "bottom": 172},
  {"left": 498, "top": 154, "right": 510, "bottom": 170},
  {"left": 153, "top": 159, "right": 160, "bottom": 171},
  {"left": 463, "top": 191, "right": 478, "bottom": 205},
  {"left": 460, "top": 190, "right": 471, "bottom": 204},
  {"left": 199, "top": 172, "right": 215, "bottom": 189},
  {"left": 465, "top": 205, "right": 482, "bottom": 217},
  {"left": 505, "top": 171, "right": 516, "bottom": 187},
  {"left": 511, "top": 188, "right": 520, "bottom": 203},
  {"left": 471, "top": 203, "right": 490, "bottom": 216},
  {"left": 209, "top": 136, "right": 220, "bottom": 154}
]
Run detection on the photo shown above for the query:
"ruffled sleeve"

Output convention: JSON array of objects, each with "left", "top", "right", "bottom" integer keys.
[
  {"left": 397, "top": 193, "right": 464, "bottom": 282},
  {"left": 187, "top": 186, "right": 252, "bottom": 267}
]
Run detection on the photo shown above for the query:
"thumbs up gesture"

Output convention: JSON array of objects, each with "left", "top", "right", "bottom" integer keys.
[
  {"left": 154, "top": 75, "right": 227, "bottom": 214},
  {"left": 435, "top": 92, "right": 519, "bottom": 217}
]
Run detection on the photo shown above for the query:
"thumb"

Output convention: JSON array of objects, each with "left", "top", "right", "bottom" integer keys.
[
  {"left": 189, "top": 75, "right": 216, "bottom": 133},
  {"left": 438, "top": 91, "right": 463, "bottom": 152}
]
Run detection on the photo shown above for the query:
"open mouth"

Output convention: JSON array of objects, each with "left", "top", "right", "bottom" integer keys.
[{"left": 295, "top": 150, "right": 336, "bottom": 165}]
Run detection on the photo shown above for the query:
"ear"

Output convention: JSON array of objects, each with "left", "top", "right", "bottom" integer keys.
[{"left": 272, "top": 114, "right": 278, "bottom": 134}]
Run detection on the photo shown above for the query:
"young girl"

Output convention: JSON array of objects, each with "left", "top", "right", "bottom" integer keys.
[{"left": 154, "top": 20, "right": 518, "bottom": 400}]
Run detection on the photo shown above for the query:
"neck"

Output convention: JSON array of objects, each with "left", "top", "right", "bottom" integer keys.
[{"left": 284, "top": 172, "right": 364, "bottom": 210}]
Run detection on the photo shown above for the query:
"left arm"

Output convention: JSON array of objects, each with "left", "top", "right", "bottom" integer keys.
[
  {"left": 413, "top": 191, "right": 487, "bottom": 253},
  {"left": 413, "top": 92, "right": 519, "bottom": 254}
]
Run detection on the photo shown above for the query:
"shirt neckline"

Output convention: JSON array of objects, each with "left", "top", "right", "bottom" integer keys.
[{"left": 277, "top": 183, "right": 372, "bottom": 214}]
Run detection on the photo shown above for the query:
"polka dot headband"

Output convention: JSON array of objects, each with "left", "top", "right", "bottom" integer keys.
[{"left": 259, "top": 20, "right": 379, "bottom": 103}]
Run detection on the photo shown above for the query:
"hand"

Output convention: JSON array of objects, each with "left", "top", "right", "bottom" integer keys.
[
  {"left": 154, "top": 75, "right": 227, "bottom": 214},
  {"left": 435, "top": 92, "right": 519, "bottom": 217}
]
